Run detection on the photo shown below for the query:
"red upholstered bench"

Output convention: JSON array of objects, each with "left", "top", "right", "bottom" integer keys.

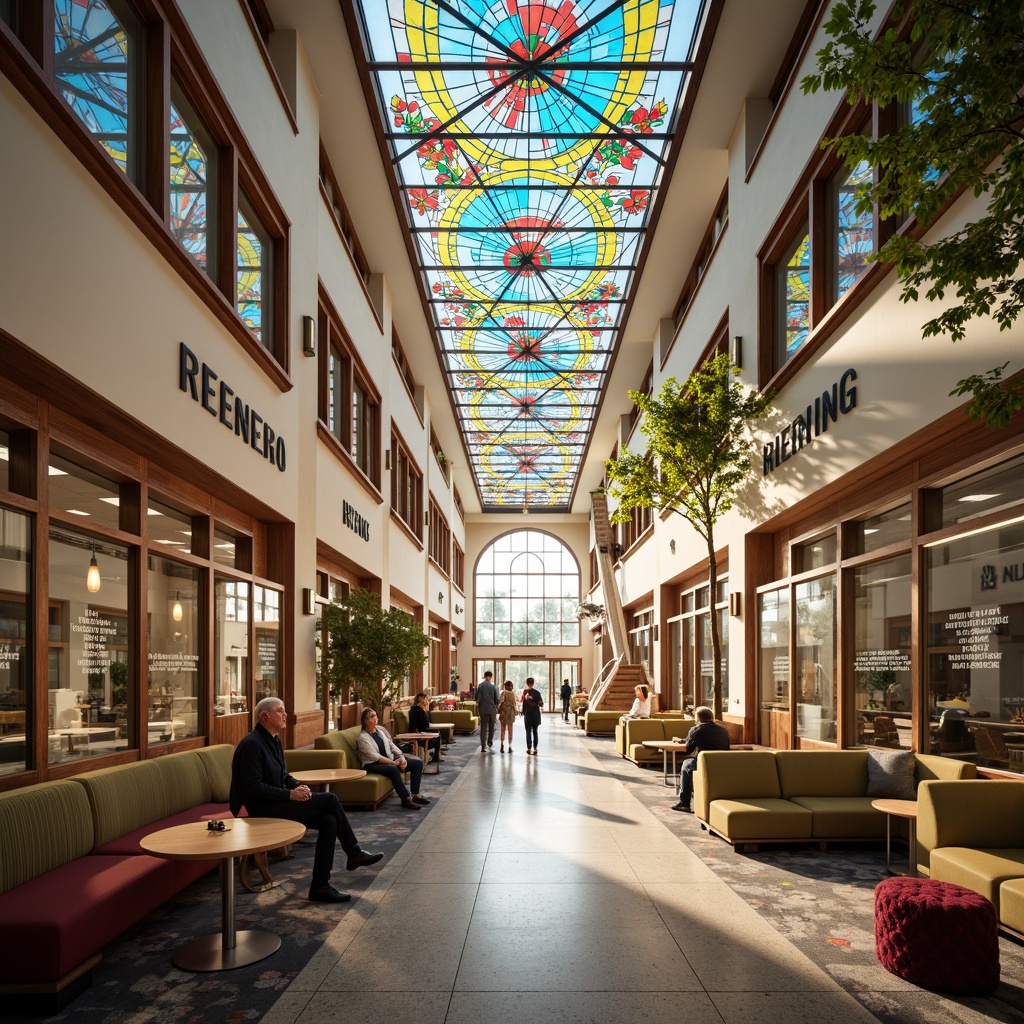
[{"left": 875, "top": 877, "right": 999, "bottom": 993}]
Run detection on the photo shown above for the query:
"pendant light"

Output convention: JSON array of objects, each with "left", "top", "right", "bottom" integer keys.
[{"left": 86, "top": 543, "right": 101, "bottom": 593}]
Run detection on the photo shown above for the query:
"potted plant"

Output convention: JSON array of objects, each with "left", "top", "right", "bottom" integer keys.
[{"left": 317, "top": 588, "right": 430, "bottom": 723}]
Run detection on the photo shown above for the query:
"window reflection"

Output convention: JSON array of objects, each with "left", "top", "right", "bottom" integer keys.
[
  {"left": 215, "top": 579, "right": 248, "bottom": 715},
  {"left": 47, "top": 529, "right": 131, "bottom": 764},
  {"left": 147, "top": 556, "right": 199, "bottom": 744},
  {"left": 0, "top": 509, "right": 31, "bottom": 776},
  {"left": 795, "top": 575, "right": 836, "bottom": 743}
]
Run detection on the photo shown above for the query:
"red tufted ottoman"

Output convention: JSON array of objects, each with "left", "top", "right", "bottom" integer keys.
[{"left": 875, "top": 877, "right": 999, "bottom": 993}]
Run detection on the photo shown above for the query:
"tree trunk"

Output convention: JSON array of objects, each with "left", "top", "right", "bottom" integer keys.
[{"left": 707, "top": 529, "right": 723, "bottom": 721}]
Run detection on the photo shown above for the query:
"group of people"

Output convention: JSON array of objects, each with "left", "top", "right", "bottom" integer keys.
[{"left": 474, "top": 671, "right": 545, "bottom": 754}]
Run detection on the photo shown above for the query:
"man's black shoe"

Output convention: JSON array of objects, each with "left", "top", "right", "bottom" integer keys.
[
  {"left": 411, "top": 795, "right": 430, "bottom": 804},
  {"left": 670, "top": 803, "right": 692, "bottom": 812},
  {"left": 308, "top": 884, "right": 352, "bottom": 903},
  {"left": 346, "top": 848, "right": 384, "bottom": 870}
]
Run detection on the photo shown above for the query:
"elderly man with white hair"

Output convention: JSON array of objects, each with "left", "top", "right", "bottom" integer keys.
[
  {"left": 230, "top": 696, "right": 383, "bottom": 903},
  {"left": 670, "top": 706, "right": 731, "bottom": 813}
]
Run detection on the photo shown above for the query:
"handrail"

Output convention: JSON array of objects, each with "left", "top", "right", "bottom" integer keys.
[{"left": 588, "top": 652, "right": 624, "bottom": 709}]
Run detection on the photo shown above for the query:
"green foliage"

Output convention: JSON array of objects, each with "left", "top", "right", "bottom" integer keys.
[
  {"left": 802, "top": 0, "right": 1024, "bottom": 427},
  {"left": 605, "top": 353, "right": 773, "bottom": 718},
  {"left": 109, "top": 659, "right": 129, "bottom": 708},
  {"left": 316, "top": 588, "right": 429, "bottom": 719},
  {"left": 605, "top": 353, "right": 773, "bottom": 540}
]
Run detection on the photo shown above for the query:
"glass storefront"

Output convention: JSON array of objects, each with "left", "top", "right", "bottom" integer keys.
[
  {"left": 926, "top": 520, "right": 1024, "bottom": 771},
  {"left": 795, "top": 574, "right": 836, "bottom": 743},
  {"left": 0, "top": 509, "right": 31, "bottom": 776}
]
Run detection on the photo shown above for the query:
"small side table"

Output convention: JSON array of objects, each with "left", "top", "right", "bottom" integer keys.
[
  {"left": 871, "top": 798, "right": 918, "bottom": 877},
  {"left": 395, "top": 732, "right": 440, "bottom": 773},
  {"left": 642, "top": 740, "right": 689, "bottom": 786}
]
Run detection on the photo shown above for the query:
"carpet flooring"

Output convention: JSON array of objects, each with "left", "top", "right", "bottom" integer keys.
[{"left": 585, "top": 734, "right": 1024, "bottom": 1024}]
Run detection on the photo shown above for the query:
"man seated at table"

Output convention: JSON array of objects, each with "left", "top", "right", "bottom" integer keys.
[
  {"left": 357, "top": 708, "right": 431, "bottom": 810},
  {"left": 670, "top": 706, "right": 731, "bottom": 813},
  {"left": 230, "top": 697, "right": 383, "bottom": 904},
  {"left": 408, "top": 691, "right": 442, "bottom": 764}
]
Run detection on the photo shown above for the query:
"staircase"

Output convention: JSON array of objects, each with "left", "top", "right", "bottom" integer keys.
[{"left": 590, "top": 663, "right": 647, "bottom": 712}]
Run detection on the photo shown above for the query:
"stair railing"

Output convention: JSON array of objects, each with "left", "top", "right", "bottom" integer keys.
[{"left": 588, "top": 652, "right": 624, "bottom": 711}]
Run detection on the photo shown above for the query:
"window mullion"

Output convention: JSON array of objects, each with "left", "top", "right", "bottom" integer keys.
[
  {"left": 146, "top": 18, "right": 169, "bottom": 218},
  {"left": 216, "top": 143, "right": 237, "bottom": 299},
  {"left": 809, "top": 181, "right": 827, "bottom": 328}
]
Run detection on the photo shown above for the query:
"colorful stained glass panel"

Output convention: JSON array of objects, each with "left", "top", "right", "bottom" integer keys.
[{"left": 352, "top": 0, "right": 706, "bottom": 508}]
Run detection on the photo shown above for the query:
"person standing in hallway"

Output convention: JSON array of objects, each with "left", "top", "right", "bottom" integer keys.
[
  {"left": 671, "top": 706, "right": 730, "bottom": 812},
  {"left": 498, "top": 680, "right": 517, "bottom": 753},
  {"left": 521, "top": 677, "right": 544, "bottom": 755},
  {"left": 357, "top": 708, "right": 430, "bottom": 809},
  {"left": 560, "top": 678, "right": 573, "bottom": 722},
  {"left": 229, "top": 697, "right": 383, "bottom": 904},
  {"left": 476, "top": 670, "right": 500, "bottom": 752}
]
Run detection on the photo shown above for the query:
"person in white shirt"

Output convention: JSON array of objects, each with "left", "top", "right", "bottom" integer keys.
[
  {"left": 620, "top": 685, "right": 651, "bottom": 724},
  {"left": 356, "top": 708, "right": 429, "bottom": 810}
]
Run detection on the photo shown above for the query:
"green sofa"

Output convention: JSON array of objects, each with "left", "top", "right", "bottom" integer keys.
[
  {"left": 695, "top": 749, "right": 976, "bottom": 854},
  {"left": 312, "top": 726, "right": 396, "bottom": 808},
  {"left": 917, "top": 779, "right": 1024, "bottom": 936},
  {"left": 0, "top": 744, "right": 235, "bottom": 1003},
  {"left": 615, "top": 716, "right": 695, "bottom": 762},
  {"left": 429, "top": 708, "right": 479, "bottom": 734},
  {"left": 580, "top": 709, "right": 621, "bottom": 735}
]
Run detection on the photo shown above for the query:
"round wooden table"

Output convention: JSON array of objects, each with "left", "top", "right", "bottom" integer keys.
[
  {"left": 642, "top": 740, "right": 690, "bottom": 786},
  {"left": 871, "top": 798, "right": 918, "bottom": 877},
  {"left": 395, "top": 731, "right": 441, "bottom": 773},
  {"left": 290, "top": 767, "right": 367, "bottom": 791},
  {"left": 140, "top": 817, "right": 306, "bottom": 971}
]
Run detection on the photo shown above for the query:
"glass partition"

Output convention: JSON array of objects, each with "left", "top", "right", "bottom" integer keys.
[
  {"left": 795, "top": 574, "right": 836, "bottom": 744},
  {"left": 214, "top": 579, "right": 248, "bottom": 715},
  {"left": 0, "top": 508, "right": 31, "bottom": 776},
  {"left": 851, "top": 555, "right": 912, "bottom": 748},
  {"left": 147, "top": 556, "right": 200, "bottom": 744},
  {"left": 48, "top": 528, "right": 131, "bottom": 764}
]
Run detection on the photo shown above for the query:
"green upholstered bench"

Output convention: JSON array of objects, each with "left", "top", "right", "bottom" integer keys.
[{"left": 313, "top": 726, "right": 396, "bottom": 808}]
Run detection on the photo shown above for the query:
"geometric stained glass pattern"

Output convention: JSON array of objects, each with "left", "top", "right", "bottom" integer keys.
[
  {"left": 170, "top": 99, "right": 211, "bottom": 272},
  {"left": 349, "top": 1, "right": 708, "bottom": 509}
]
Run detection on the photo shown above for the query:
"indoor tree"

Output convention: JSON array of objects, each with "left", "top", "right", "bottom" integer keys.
[
  {"left": 605, "top": 353, "right": 773, "bottom": 720},
  {"left": 316, "top": 587, "right": 430, "bottom": 723},
  {"left": 802, "top": 0, "right": 1024, "bottom": 427}
]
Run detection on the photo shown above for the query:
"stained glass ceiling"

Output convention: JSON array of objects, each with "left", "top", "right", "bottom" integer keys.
[{"left": 347, "top": 0, "right": 707, "bottom": 510}]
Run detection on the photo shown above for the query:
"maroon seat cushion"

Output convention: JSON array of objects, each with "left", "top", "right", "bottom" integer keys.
[
  {"left": 0, "top": 855, "right": 176, "bottom": 983},
  {"left": 875, "top": 877, "right": 999, "bottom": 994}
]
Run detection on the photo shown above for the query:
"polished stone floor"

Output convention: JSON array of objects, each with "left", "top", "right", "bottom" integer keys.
[{"left": 264, "top": 721, "right": 883, "bottom": 1024}]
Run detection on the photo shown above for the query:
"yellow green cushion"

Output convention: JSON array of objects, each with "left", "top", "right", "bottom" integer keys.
[
  {"left": 930, "top": 847, "right": 1024, "bottom": 914},
  {"left": 776, "top": 750, "right": 868, "bottom": 798},
  {"left": 195, "top": 744, "right": 235, "bottom": 802},
  {"left": 708, "top": 798, "right": 813, "bottom": 840},
  {"left": 788, "top": 796, "right": 884, "bottom": 838},
  {"left": 0, "top": 781, "right": 95, "bottom": 893},
  {"left": 75, "top": 750, "right": 212, "bottom": 848},
  {"left": 999, "top": 877, "right": 1024, "bottom": 933}
]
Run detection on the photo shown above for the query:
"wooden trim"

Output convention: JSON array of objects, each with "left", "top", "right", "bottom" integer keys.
[
  {"left": 235, "top": 0, "right": 299, "bottom": 135},
  {"left": 316, "top": 421, "right": 385, "bottom": 505}
]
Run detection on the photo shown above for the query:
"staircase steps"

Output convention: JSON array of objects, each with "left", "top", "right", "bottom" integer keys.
[{"left": 592, "top": 664, "right": 646, "bottom": 711}]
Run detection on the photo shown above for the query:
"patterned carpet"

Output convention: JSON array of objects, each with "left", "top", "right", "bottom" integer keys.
[
  {"left": 10, "top": 738, "right": 476, "bottom": 1024},
  {"left": 16, "top": 729, "right": 1024, "bottom": 1024},
  {"left": 586, "top": 734, "right": 1024, "bottom": 1024}
]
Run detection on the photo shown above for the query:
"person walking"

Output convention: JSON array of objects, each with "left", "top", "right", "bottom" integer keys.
[
  {"left": 671, "top": 706, "right": 731, "bottom": 812},
  {"left": 560, "top": 678, "right": 573, "bottom": 722},
  {"left": 497, "top": 680, "right": 517, "bottom": 753},
  {"left": 521, "top": 677, "right": 544, "bottom": 755},
  {"left": 476, "top": 670, "right": 500, "bottom": 752}
]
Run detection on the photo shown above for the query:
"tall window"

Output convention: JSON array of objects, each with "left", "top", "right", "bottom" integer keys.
[
  {"left": 169, "top": 82, "right": 217, "bottom": 275},
  {"left": 669, "top": 579, "right": 729, "bottom": 714},
  {"left": 54, "top": 0, "right": 141, "bottom": 181},
  {"left": 237, "top": 194, "right": 273, "bottom": 349},
  {"left": 830, "top": 155, "right": 874, "bottom": 303},
  {"left": 774, "top": 228, "right": 810, "bottom": 370},
  {"left": 390, "top": 432, "right": 422, "bottom": 537},
  {"left": 475, "top": 530, "right": 580, "bottom": 646},
  {"left": 428, "top": 500, "right": 450, "bottom": 574}
]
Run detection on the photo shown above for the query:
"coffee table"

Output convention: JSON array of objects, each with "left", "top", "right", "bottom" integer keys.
[
  {"left": 642, "top": 740, "right": 690, "bottom": 786},
  {"left": 395, "top": 731, "right": 441, "bottom": 773},
  {"left": 871, "top": 798, "right": 918, "bottom": 877},
  {"left": 140, "top": 817, "right": 306, "bottom": 971},
  {"left": 290, "top": 767, "right": 367, "bottom": 791}
]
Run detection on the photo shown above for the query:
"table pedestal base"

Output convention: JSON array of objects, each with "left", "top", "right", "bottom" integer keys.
[{"left": 172, "top": 929, "right": 281, "bottom": 972}]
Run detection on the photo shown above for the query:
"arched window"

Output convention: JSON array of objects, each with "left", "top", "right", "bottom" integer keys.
[{"left": 475, "top": 530, "right": 579, "bottom": 646}]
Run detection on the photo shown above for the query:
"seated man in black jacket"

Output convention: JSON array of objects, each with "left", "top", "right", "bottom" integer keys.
[
  {"left": 409, "top": 691, "right": 442, "bottom": 763},
  {"left": 230, "top": 697, "right": 383, "bottom": 904},
  {"left": 671, "top": 706, "right": 731, "bottom": 812}
]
